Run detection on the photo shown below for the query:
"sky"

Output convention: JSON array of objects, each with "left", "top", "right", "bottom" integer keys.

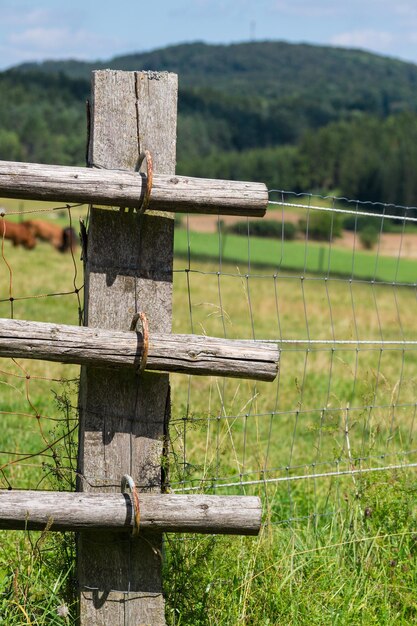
[{"left": 1, "top": 0, "right": 417, "bottom": 71}]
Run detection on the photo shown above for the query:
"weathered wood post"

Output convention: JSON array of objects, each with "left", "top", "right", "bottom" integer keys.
[
  {"left": 77, "top": 70, "right": 177, "bottom": 625},
  {"left": 0, "top": 71, "right": 274, "bottom": 624}
]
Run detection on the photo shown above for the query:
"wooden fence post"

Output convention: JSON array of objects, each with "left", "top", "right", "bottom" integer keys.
[{"left": 77, "top": 70, "right": 177, "bottom": 625}]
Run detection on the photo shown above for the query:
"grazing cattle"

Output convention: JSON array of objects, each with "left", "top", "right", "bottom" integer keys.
[
  {"left": 0, "top": 220, "right": 37, "bottom": 249},
  {"left": 61, "top": 226, "right": 77, "bottom": 253},
  {"left": 23, "top": 220, "right": 77, "bottom": 253}
]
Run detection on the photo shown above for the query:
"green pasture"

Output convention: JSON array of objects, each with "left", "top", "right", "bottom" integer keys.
[
  {"left": 174, "top": 227, "right": 417, "bottom": 284},
  {"left": 0, "top": 223, "right": 417, "bottom": 623},
  {"left": 170, "top": 240, "right": 417, "bottom": 625}
]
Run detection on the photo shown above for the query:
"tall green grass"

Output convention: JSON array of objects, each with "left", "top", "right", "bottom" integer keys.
[
  {"left": 167, "top": 240, "right": 417, "bottom": 623},
  {"left": 0, "top": 224, "right": 417, "bottom": 623},
  {"left": 165, "top": 475, "right": 417, "bottom": 625},
  {"left": 0, "top": 239, "right": 81, "bottom": 623}
]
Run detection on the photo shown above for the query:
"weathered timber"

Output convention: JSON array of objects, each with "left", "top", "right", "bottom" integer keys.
[
  {"left": 0, "top": 491, "right": 261, "bottom": 535},
  {"left": 0, "top": 318, "right": 279, "bottom": 381},
  {"left": 0, "top": 160, "right": 268, "bottom": 217},
  {"left": 78, "top": 70, "right": 175, "bottom": 625}
]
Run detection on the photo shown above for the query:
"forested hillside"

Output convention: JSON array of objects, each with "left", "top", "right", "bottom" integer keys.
[
  {"left": 2, "top": 40, "right": 417, "bottom": 204},
  {"left": 183, "top": 112, "right": 417, "bottom": 205},
  {"left": 0, "top": 71, "right": 87, "bottom": 164}
]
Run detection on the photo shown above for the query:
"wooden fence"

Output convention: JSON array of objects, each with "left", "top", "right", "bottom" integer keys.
[{"left": 0, "top": 70, "right": 276, "bottom": 625}]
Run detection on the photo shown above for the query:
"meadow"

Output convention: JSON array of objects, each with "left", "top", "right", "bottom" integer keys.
[{"left": 0, "top": 209, "right": 417, "bottom": 624}]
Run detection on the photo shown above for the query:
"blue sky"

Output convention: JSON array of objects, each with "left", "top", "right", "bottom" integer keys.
[{"left": 1, "top": 0, "right": 417, "bottom": 70}]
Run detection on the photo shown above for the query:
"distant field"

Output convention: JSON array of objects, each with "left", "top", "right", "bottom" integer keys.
[{"left": 174, "top": 227, "right": 417, "bottom": 284}]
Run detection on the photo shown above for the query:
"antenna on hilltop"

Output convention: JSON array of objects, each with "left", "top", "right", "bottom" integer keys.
[{"left": 250, "top": 19, "right": 256, "bottom": 41}]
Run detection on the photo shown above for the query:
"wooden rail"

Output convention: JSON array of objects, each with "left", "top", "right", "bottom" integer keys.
[
  {"left": 0, "top": 70, "right": 270, "bottom": 624},
  {"left": 0, "top": 491, "right": 261, "bottom": 535},
  {"left": 0, "top": 160, "right": 268, "bottom": 217},
  {"left": 0, "top": 318, "right": 279, "bottom": 381}
]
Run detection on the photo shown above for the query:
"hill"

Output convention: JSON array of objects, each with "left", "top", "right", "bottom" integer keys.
[
  {"left": 15, "top": 40, "right": 417, "bottom": 104},
  {"left": 3, "top": 41, "right": 417, "bottom": 203},
  {"left": 13, "top": 41, "right": 417, "bottom": 148}
]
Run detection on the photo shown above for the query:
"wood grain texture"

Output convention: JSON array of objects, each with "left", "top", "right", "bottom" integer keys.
[
  {"left": 0, "top": 160, "right": 268, "bottom": 217},
  {"left": 78, "top": 70, "right": 177, "bottom": 625},
  {"left": 0, "top": 318, "right": 279, "bottom": 381},
  {"left": 0, "top": 491, "right": 261, "bottom": 535}
]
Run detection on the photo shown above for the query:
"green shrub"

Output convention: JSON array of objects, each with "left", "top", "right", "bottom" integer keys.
[
  {"left": 174, "top": 214, "right": 184, "bottom": 229},
  {"left": 359, "top": 224, "right": 379, "bottom": 249},
  {"left": 226, "top": 219, "right": 297, "bottom": 240},
  {"left": 298, "top": 212, "right": 342, "bottom": 241},
  {"left": 343, "top": 214, "right": 397, "bottom": 233}
]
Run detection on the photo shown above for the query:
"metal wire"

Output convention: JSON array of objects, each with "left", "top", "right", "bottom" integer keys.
[
  {"left": 170, "top": 188, "right": 417, "bottom": 526},
  {"left": 0, "top": 202, "right": 83, "bottom": 490}
]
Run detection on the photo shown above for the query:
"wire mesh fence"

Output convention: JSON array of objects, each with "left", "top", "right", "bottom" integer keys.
[
  {"left": 1, "top": 188, "right": 417, "bottom": 621},
  {"left": 4, "top": 190, "right": 416, "bottom": 523},
  {"left": 0, "top": 201, "right": 84, "bottom": 494},
  {"left": 169, "top": 190, "right": 417, "bottom": 527}
]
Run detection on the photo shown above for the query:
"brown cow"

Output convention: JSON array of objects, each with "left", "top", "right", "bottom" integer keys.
[
  {"left": 61, "top": 226, "right": 78, "bottom": 253},
  {"left": 23, "top": 220, "right": 77, "bottom": 252},
  {"left": 0, "top": 220, "right": 37, "bottom": 249}
]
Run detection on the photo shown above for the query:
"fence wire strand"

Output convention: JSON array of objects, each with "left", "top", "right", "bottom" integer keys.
[
  {"left": 169, "top": 189, "right": 417, "bottom": 526},
  {"left": 2, "top": 188, "right": 417, "bottom": 593},
  {"left": 0, "top": 201, "right": 83, "bottom": 491}
]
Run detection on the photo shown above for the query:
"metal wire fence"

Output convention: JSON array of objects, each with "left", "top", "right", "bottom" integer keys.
[
  {"left": 1, "top": 189, "right": 416, "bottom": 528},
  {"left": 0, "top": 201, "right": 83, "bottom": 493},
  {"left": 1, "top": 188, "right": 417, "bottom": 622},
  {"left": 169, "top": 190, "right": 417, "bottom": 526}
]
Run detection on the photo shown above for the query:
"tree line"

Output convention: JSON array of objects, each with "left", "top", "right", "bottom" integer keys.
[
  {"left": 178, "top": 112, "right": 417, "bottom": 208},
  {"left": 3, "top": 41, "right": 417, "bottom": 207}
]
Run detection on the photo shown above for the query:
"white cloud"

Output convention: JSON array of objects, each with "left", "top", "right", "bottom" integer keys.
[
  {"left": 2, "top": 6, "right": 80, "bottom": 28},
  {"left": 2, "top": 7, "right": 48, "bottom": 26},
  {"left": 270, "top": 0, "right": 348, "bottom": 18},
  {"left": 169, "top": 0, "right": 251, "bottom": 20},
  {"left": 5, "top": 26, "right": 125, "bottom": 63},
  {"left": 331, "top": 30, "right": 395, "bottom": 51},
  {"left": 393, "top": 1, "right": 417, "bottom": 19},
  {"left": 9, "top": 27, "right": 79, "bottom": 51},
  {"left": 0, "top": 4, "right": 103, "bottom": 66},
  {"left": 270, "top": 0, "right": 416, "bottom": 22}
]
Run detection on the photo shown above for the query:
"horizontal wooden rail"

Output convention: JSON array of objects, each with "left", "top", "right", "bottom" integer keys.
[
  {"left": 0, "top": 318, "right": 279, "bottom": 381},
  {"left": 0, "top": 491, "right": 261, "bottom": 535},
  {"left": 0, "top": 160, "right": 268, "bottom": 217}
]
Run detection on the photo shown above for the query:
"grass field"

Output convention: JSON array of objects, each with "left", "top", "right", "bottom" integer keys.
[
  {"left": 169, "top": 227, "right": 417, "bottom": 624},
  {"left": 174, "top": 227, "right": 417, "bottom": 284},
  {"left": 0, "top": 218, "right": 417, "bottom": 624}
]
